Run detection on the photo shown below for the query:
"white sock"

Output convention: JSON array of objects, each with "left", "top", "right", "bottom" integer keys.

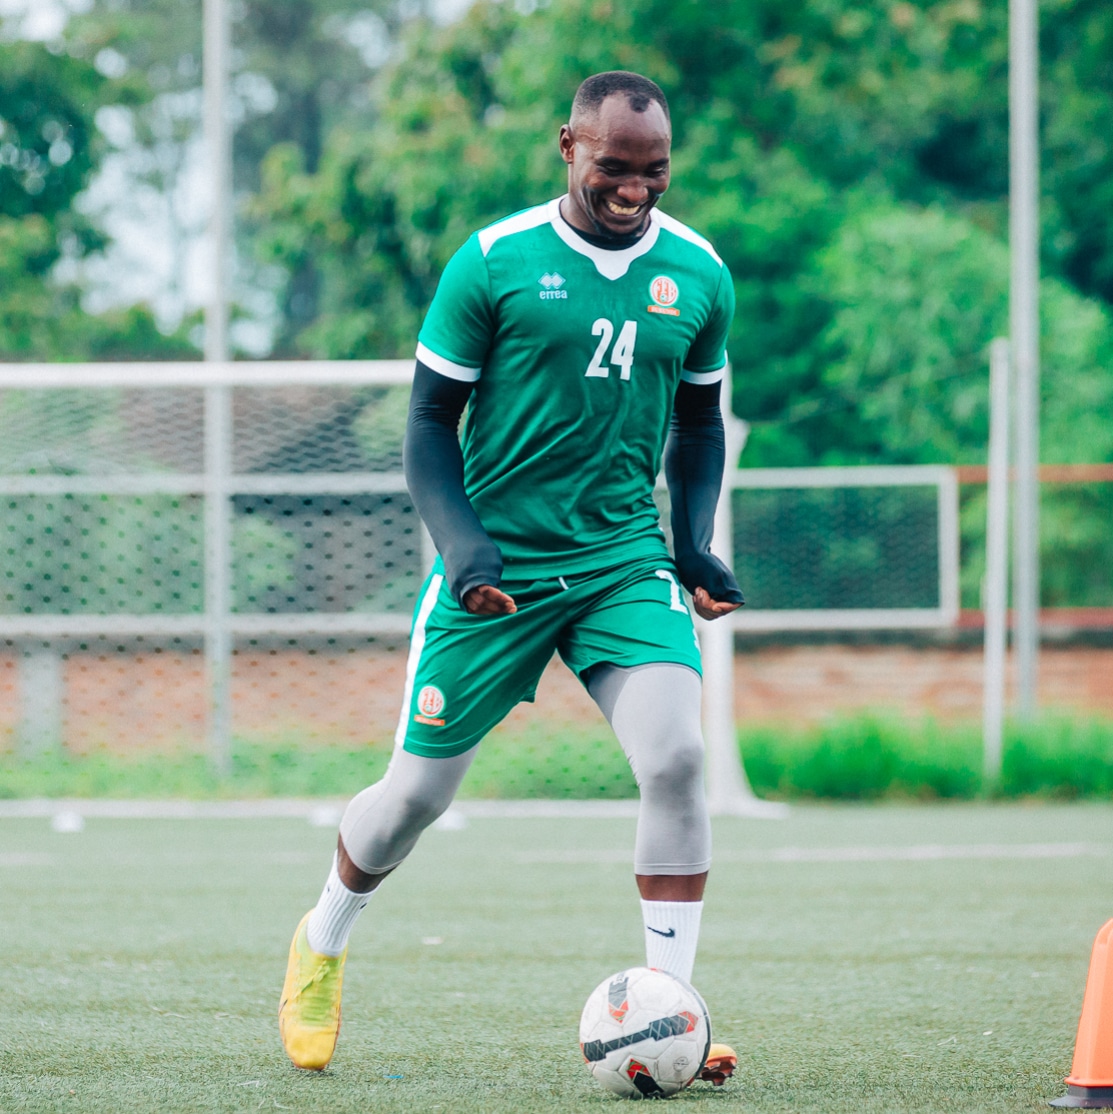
[
  {"left": 640, "top": 899, "right": 703, "bottom": 983},
  {"left": 306, "top": 853, "right": 373, "bottom": 957}
]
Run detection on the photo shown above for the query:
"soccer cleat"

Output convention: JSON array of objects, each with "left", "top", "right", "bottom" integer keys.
[
  {"left": 697, "top": 1042, "right": 738, "bottom": 1086},
  {"left": 278, "top": 910, "right": 346, "bottom": 1070}
]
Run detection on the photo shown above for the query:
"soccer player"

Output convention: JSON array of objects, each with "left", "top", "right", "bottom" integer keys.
[{"left": 279, "top": 70, "right": 743, "bottom": 1086}]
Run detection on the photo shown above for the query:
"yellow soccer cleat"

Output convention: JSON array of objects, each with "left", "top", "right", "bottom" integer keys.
[
  {"left": 278, "top": 910, "right": 346, "bottom": 1070},
  {"left": 697, "top": 1042, "right": 738, "bottom": 1086}
]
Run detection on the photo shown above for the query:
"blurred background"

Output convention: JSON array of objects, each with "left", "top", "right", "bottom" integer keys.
[{"left": 1, "top": 0, "right": 1111, "bottom": 803}]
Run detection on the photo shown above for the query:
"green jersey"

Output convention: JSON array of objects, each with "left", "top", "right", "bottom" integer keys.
[{"left": 416, "top": 196, "right": 735, "bottom": 578}]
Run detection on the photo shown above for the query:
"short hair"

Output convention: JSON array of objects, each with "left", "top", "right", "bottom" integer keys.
[{"left": 570, "top": 71, "right": 670, "bottom": 125}]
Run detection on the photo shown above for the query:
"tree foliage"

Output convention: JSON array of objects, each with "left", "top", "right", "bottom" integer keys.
[
  {"left": 6, "top": 0, "right": 1113, "bottom": 461},
  {"left": 249, "top": 0, "right": 1113, "bottom": 472},
  {"left": 3, "top": 0, "right": 1112, "bottom": 608},
  {"left": 0, "top": 37, "right": 192, "bottom": 360},
  {"left": 61, "top": 0, "right": 417, "bottom": 352}
]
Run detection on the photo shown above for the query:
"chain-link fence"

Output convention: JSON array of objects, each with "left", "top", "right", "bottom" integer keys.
[
  {"left": 4, "top": 363, "right": 1108, "bottom": 797},
  {"left": 1, "top": 364, "right": 421, "bottom": 772},
  {"left": 728, "top": 465, "right": 959, "bottom": 631}
]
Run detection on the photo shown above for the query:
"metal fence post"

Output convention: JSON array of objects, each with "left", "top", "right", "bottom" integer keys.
[
  {"left": 937, "top": 468, "right": 961, "bottom": 625},
  {"left": 204, "top": 384, "right": 234, "bottom": 778},
  {"left": 203, "top": 0, "right": 232, "bottom": 776},
  {"left": 16, "top": 644, "right": 64, "bottom": 758},
  {"left": 983, "top": 338, "right": 1011, "bottom": 785},
  {"left": 1010, "top": 0, "right": 1040, "bottom": 717},
  {"left": 700, "top": 532, "right": 749, "bottom": 816}
]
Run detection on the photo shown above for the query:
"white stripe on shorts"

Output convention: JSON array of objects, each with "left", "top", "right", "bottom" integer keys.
[{"left": 393, "top": 573, "right": 445, "bottom": 750}]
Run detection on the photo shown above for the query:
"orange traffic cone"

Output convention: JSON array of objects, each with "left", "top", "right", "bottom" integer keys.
[{"left": 1051, "top": 919, "right": 1113, "bottom": 1108}]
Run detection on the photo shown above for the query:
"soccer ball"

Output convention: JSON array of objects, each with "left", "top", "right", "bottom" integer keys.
[{"left": 579, "top": 966, "right": 711, "bottom": 1099}]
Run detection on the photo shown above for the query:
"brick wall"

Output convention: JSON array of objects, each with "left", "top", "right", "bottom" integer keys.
[{"left": 2, "top": 643, "right": 1111, "bottom": 753}]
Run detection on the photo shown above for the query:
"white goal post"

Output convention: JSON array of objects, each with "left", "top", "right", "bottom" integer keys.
[
  {"left": 727, "top": 464, "right": 961, "bottom": 632},
  {"left": 698, "top": 383, "right": 959, "bottom": 816}
]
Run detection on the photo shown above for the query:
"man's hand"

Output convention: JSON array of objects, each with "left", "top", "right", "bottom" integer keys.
[
  {"left": 463, "top": 584, "right": 517, "bottom": 616},
  {"left": 692, "top": 586, "right": 741, "bottom": 622}
]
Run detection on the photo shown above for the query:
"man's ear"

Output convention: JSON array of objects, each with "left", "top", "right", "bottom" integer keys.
[{"left": 558, "top": 123, "right": 575, "bottom": 166}]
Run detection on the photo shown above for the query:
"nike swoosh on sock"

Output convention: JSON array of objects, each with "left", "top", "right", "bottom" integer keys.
[{"left": 647, "top": 926, "right": 676, "bottom": 938}]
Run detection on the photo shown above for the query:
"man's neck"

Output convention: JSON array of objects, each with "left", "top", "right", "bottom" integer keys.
[{"left": 558, "top": 198, "right": 648, "bottom": 251}]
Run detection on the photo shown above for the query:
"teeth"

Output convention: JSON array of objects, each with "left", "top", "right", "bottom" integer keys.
[{"left": 606, "top": 201, "right": 640, "bottom": 216}]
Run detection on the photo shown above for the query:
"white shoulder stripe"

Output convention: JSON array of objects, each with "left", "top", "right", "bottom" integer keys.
[
  {"left": 654, "top": 210, "right": 724, "bottom": 266},
  {"left": 680, "top": 365, "right": 726, "bottom": 386},
  {"left": 415, "top": 342, "right": 481, "bottom": 382},
  {"left": 477, "top": 203, "right": 553, "bottom": 256}
]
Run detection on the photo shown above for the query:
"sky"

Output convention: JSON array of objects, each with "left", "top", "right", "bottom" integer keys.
[{"left": 0, "top": 0, "right": 91, "bottom": 41}]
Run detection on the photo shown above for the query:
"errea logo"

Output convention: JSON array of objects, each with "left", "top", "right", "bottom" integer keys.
[{"left": 539, "top": 272, "right": 568, "bottom": 300}]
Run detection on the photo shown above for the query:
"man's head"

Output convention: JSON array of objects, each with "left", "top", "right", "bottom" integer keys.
[{"left": 559, "top": 71, "right": 671, "bottom": 241}]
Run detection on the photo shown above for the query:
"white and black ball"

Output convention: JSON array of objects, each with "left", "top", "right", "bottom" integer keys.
[{"left": 579, "top": 966, "right": 711, "bottom": 1098}]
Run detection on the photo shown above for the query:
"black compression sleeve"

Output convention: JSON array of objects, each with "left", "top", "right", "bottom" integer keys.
[
  {"left": 403, "top": 361, "right": 503, "bottom": 605},
  {"left": 664, "top": 379, "right": 745, "bottom": 604}
]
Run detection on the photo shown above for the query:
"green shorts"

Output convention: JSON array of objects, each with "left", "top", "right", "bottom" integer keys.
[{"left": 395, "top": 554, "right": 703, "bottom": 758}]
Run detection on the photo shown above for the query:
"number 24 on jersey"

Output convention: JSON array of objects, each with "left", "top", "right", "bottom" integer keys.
[{"left": 585, "top": 318, "right": 637, "bottom": 381}]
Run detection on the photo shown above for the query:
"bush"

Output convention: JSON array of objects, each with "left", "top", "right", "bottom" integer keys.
[
  {"left": 999, "top": 717, "right": 1113, "bottom": 798},
  {"left": 743, "top": 714, "right": 1113, "bottom": 801}
]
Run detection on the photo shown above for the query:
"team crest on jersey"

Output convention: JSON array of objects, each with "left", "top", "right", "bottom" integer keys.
[
  {"left": 647, "top": 274, "right": 681, "bottom": 317},
  {"left": 414, "top": 685, "right": 446, "bottom": 726},
  {"left": 538, "top": 272, "right": 568, "bottom": 300}
]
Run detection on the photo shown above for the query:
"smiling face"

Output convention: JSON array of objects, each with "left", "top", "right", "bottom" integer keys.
[{"left": 559, "top": 93, "right": 671, "bottom": 240}]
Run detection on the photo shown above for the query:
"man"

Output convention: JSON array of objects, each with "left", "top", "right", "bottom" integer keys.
[{"left": 279, "top": 70, "right": 743, "bottom": 1086}]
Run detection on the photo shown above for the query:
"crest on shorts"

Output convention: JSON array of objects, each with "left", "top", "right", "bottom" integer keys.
[
  {"left": 647, "top": 274, "right": 680, "bottom": 316},
  {"left": 417, "top": 685, "right": 445, "bottom": 716},
  {"left": 414, "top": 684, "right": 446, "bottom": 726}
]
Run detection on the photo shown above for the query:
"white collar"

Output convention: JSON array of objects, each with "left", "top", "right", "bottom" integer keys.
[{"left": 547, "top": 196, "right": 661, "bottom": 280}]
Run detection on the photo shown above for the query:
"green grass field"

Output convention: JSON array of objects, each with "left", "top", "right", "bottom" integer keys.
[{"left": 3, "top": 802, "right": 1112, "bottom": 1112}]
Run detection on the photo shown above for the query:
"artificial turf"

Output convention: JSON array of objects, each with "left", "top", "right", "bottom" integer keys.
[{"left": 2, "top": 802, "right": 1111, "bottom": 1112}]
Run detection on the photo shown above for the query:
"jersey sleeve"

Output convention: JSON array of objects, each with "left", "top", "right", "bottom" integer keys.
[
  {"left": 415, "top": 233, "right": 494, "bottom": 382},
  {"left": 681, "top": 261, "right": 735, "bottom": 385}
]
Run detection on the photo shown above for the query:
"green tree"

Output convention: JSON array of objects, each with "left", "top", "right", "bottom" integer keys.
[
  {"left": 0, "top": 39, "right": 191, "bottom": 360},
  {"left": 246, "top": 0, "right": 1113, "bottom": 614},
  {"left": 803, "top": 202, "right": 1113, "bottom": 468},
  {"left": 1042, "top": 0, "right": 1113, "bottom": 305},
  {"left": 64, "top": 0, "right": 415, "bottom": 352}
]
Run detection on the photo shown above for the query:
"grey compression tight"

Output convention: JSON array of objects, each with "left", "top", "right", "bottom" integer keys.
[{"left": 339, "top": 663, "right": 711, "bottom": 877}]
